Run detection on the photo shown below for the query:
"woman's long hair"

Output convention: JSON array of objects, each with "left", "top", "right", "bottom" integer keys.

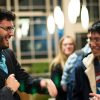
[{"left": 50, "top": 35, "right": 76, "bottom": 70}]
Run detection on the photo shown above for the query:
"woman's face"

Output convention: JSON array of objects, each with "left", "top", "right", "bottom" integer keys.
[{"left": 62, "top": 37, "right": 75, "bottom": 56}]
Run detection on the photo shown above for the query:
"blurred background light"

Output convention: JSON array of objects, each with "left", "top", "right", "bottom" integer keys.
[
  {"left": 54, "top": 6, "right": 64, "bottom": 29},
  {"left": 47, "top": 14, "right": 55, "bottom": 34},
  {"left": 68, "top": 0, "right": 80, "bottom": 24},
  {"left": 81, "top": 4, "right": 89, "bottom": 29}
]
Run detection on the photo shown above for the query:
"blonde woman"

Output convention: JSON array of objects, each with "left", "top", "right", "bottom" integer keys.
[{"left": 50, "top": 35, "right": 76, "bottom": 100}]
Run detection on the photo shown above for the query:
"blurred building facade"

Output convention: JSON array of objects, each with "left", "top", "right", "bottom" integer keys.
[
  {"left": 0, "top": 0, "right": 99, "bottom": 65},
  {"left": 0, "top": 0, "right": 100, "bottom": 100}
]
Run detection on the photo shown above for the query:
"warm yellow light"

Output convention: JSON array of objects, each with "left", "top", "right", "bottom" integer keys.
[
  {"left": 54, "top": 6, "right": 64, "bottom": 29},
  {"left": 47, "top": 15, "right": 55, "bottom": 34},
  {"left": 68, "top": 0, "right": 80, "bottom": 24},
  {"left": 81, "top": 5, "right": 89, "bottom": 29},
  {"left": 16, "top": 28, "right": 22, "bottom": 39},
  {"left": 68, "top": 0, "right": 77, "bottom": 23},
  {"left": 75, "top": 0, "right": 80, "bottom": 17}
]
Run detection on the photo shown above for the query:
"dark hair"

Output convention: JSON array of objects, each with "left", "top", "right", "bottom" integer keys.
[
  {"left": 0, "top": 9, "right": 15, "bottom": 21},
  {"left": 88, "top": 21, "right": 100, "bottom": 34}
]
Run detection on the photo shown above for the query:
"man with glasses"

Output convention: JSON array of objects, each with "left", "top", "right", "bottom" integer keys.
[
  {"left": 0, "top": 26, "right": 15, "bottom": 33},
  {"left": 0, "top": 9, "right": 57, "bottom": 100},
  {"left": 73, "top": 21, "right": 100, "bottom": 100}
]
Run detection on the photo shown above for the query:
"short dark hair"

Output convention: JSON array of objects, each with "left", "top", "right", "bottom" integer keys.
[
  {"left": 0, "top": 9, "right": 15, "bottom": 21},
  {"left": 88, "top": 21, "right": 100, "bottom": 34}
]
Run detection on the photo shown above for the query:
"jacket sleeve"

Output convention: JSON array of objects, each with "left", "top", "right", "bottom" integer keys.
[
  {"left": 7, "top": 49, "right": 48, "bottom": 94},
  {"left": 50, "top": 64, "right": 63, "bottom": 91},
  {"left": 61, "top": 53, "right": 78, "bottom": 86},
  {"left": 0, "top": 87, "right": 14, "bottom": 100}
]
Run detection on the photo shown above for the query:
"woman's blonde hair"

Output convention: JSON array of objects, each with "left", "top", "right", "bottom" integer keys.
[{"left": 50, "top": 35, "right": 76, "bottom": 70}]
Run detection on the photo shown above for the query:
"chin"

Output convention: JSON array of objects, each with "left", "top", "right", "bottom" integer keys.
[
  {"left": 93, "top": 53, "right": 100, "bottom": 57},
  {"left": 2, "top": 46, "right": 9, "bottom": 49}
]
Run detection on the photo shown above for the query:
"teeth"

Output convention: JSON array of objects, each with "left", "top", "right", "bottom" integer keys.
[
  {"left": 95, "top": 47, "right": 100, "bottom": 49},
  {"left": 92, "top": 47, "right": 100, "bottom": 50}
]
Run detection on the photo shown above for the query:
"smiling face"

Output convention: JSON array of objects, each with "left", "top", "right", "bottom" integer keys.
[
  {"left": 0, "top": 19, "right": 14, "bottom": 49},
  {"left": 60, "top": 36, "right": 75, "bottom": 56},
  {"left": 89, "top": 32, "right": 100, "bottom": 58}
]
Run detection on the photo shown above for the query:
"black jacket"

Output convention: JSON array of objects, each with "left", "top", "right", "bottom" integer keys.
[
  {"left": 73, "top": 62, "right": 92, "bottom": 100},
  {"left": 0, "top": 87, "right": 14, "bottom": 100},
  {"left": 0, "top": 49, "right": 46, "bottom": 100},
  {"left": 51, "top": 64, "right": 67, "bottom": 100}
]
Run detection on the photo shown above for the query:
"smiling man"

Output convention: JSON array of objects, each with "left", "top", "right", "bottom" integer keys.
[
  {"left": 73, "top": 21, "right": 100, "bottom": 100},
  {"left": 0, "top": 9, "right": 57, "bottom": 100}
]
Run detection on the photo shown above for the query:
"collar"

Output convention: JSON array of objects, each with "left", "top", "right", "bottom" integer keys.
[{"left": 83, "top": 53, "right": 96, "bottom": 93}]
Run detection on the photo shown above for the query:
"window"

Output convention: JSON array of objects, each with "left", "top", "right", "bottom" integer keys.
[
  {"left": 77, "top": 0, "right": 99, "bottom": 22},
  {"left": 76, "top": 33, "right": 87, "bottom": 50}
]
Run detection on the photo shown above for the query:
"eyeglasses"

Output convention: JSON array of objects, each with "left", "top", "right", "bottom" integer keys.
[
  {"left": 88, "top": 37, "right": 100, "bottom": 43},
  {"left": 0, "top": 26, "right": 15, "bottom": 32}
]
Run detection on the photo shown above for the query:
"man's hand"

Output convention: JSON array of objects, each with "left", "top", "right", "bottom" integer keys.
[
  {"left": 40, "top": 79, "right": 58, "bottom": 97},
  {"left": 89, "top": 93, "right": 100, "bottom": 100},
  {"left": 5, "top": 74, "right": 20, "bottom": 93}
]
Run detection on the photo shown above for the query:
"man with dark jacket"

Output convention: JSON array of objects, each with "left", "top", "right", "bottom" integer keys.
[
  {"left": 0, "top": 9, "right": 57, "bottom": 100},
  {"left": 73, "top": 21, "right": 100, "bottom": 100}
]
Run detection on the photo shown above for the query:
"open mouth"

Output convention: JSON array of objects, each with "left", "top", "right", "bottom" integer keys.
[
  {"left": 92, "top": 47, "right": 100, "bottom": 51},
  {"left": 4, "top": 35, "right": 9, "bottom": 40}
]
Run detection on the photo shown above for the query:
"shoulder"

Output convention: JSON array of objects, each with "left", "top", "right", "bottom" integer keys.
[
  {"left": 51, "top": 63, "right": 62, "bottom": 71},
  {"left": 2, "top": 49, "right": 15, "bottom": 58},
  {"left": 67, "top": 49, "right": 85, "bottom": 61},
  {"left": 65, "top": 50, "right": 82, "bottom": 66},
  {"left": 74, "top": 53, "right": 92, "bottom": 71},
  {"left": 64, "top": 52, "right": 79, "bottom": 69},
  {"left": 2, "top": 48, "right": 13, "bottom": 54},
  {"left": 66, "top": 52, "right": 78, "bottom": 63}
]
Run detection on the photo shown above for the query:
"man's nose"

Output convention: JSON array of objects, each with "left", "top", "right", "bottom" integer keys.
[{"left": 8, "top": 31, "right": 14, "bottom": 36}]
